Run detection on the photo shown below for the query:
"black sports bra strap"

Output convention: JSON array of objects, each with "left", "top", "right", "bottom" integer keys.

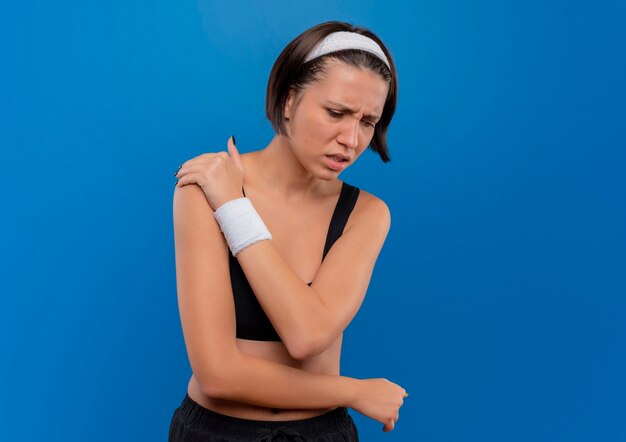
[{"left": 322, "top": 182, "right": 360, "bottom": 260}]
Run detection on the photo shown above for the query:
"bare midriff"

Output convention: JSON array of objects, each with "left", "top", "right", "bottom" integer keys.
[{"left": 187, "top": 334, "right": 344, "bottom": 421}]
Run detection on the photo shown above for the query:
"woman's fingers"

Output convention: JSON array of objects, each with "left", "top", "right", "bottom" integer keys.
[
  {"left": 175, "top": 160, "right": 208, "bottom": 179},
  {"left": 174, "top": 152, "right": 224, "bottom": 177},
  {"left": 175, "top": 172, "right": 194, "bottom": 187},
  {"left": 383, "top": 418, "right": 395, "bottom": 432}
]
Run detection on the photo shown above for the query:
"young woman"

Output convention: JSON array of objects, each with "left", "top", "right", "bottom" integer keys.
[{"left": 169, "top": 20, "right": 408, "bottom": 441}]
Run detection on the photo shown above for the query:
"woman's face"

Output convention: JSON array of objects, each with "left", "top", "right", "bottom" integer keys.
[{"left": 283, "top": 59, "right": 389, "bottom": 176}]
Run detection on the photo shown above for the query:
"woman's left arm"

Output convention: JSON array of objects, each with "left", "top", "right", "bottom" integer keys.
[{"left": 235, "top": 196, "right": 391, "bottom": 360}]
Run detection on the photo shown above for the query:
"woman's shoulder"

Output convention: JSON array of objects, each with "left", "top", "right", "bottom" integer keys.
[
  {"left": 342, "top": 182, "right": 390, "bottom": 231},
  {"left": 173, "top": 182, "right": 213, "bottom": 212},
  {"left": 172, "top": 184, "right": 225, "bottom": 241},
  {"left": 342, "top": 181, "right": 388, "bottom": 210}
]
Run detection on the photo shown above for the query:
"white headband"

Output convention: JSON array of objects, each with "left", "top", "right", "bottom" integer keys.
[{"left": 304, "top": 31, "right": 391, "bottom": 69}]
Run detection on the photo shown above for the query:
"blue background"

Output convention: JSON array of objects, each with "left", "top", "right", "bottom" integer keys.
[{"left": 1, "top": 1, "right": 624, "bottom": 441}]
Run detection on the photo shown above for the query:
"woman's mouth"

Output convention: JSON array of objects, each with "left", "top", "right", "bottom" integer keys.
[{"left": 325, "top": 155, "right": 349, "bottom": 171}]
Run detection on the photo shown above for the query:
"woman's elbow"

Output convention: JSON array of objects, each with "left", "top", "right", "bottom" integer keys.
[
  {"left": 199, "top": 370, "right": 230, "bottom": 398},
  {"left": 196, "top": 351, "right": 240, "bottom": 398},
  {"left": 286, "top": 329, "right": 325, "bottom": 361}
]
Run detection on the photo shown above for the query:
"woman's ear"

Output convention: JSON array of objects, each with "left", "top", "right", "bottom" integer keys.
[{"left": 283, "top": 88, "right": 296, "bottom": 120}]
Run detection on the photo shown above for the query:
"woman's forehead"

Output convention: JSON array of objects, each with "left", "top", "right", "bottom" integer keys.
[
  {"left": 319, "top": 60, "right": 384, "bottom": 85},
  {"left": 311, "top": 63, "right": 388, "bottom": 112}
]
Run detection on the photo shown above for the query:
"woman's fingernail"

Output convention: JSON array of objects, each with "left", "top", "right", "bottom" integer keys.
[
  {"left": 174, "top": 164, "right": 182, "bottom": 176},
  {"left": 231, "top": 135, "right": 236, "bottom": 145}
]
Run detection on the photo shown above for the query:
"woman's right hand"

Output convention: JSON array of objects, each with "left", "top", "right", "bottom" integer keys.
[{"left": 350, "top": 378, "right": 408, "bottom": 432}]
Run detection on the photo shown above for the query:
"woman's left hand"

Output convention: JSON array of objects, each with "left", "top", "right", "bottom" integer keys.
[{"left": 174, "top": 136, "right": 245, "bottom": 211}]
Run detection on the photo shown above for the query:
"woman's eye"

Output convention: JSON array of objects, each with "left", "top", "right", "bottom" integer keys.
[
  {"left": 327, "top": 109, "right": 343, "bottom": 118},
  {"left": 327, "top": 109, "right": 375, "bottom": 128}
]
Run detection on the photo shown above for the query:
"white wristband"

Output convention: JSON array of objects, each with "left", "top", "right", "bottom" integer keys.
[{"left": 213, "top": 197, "right": 272, "bottom": 257}]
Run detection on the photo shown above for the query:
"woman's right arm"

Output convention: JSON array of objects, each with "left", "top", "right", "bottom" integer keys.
[
  {"left": 173, "top": 184, "right": 360, "bottom": 409},
  {"left": 173, "top": 183, "right": 406, "bottom": 430}
]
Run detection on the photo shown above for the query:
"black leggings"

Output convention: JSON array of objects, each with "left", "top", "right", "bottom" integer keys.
[{"left": 168, "top": 393, "right": 359, "bottom": 442}]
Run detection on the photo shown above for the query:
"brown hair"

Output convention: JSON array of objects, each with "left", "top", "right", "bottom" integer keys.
[{"left": 266, "top": 21, "right": 398, "bottom": 162}]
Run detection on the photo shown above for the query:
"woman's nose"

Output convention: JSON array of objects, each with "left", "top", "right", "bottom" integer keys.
[{"left": 338, "top": 119, "right": 359, "bottom": 149}]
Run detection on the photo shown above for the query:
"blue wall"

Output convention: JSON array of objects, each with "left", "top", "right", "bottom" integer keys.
[{"left": 1, "top": 1, "right": 624, "bottom": 441}]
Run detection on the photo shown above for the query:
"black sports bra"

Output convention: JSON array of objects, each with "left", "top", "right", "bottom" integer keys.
[{"left": 230, "top": 181, "right": 360, "bottom": 341}]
